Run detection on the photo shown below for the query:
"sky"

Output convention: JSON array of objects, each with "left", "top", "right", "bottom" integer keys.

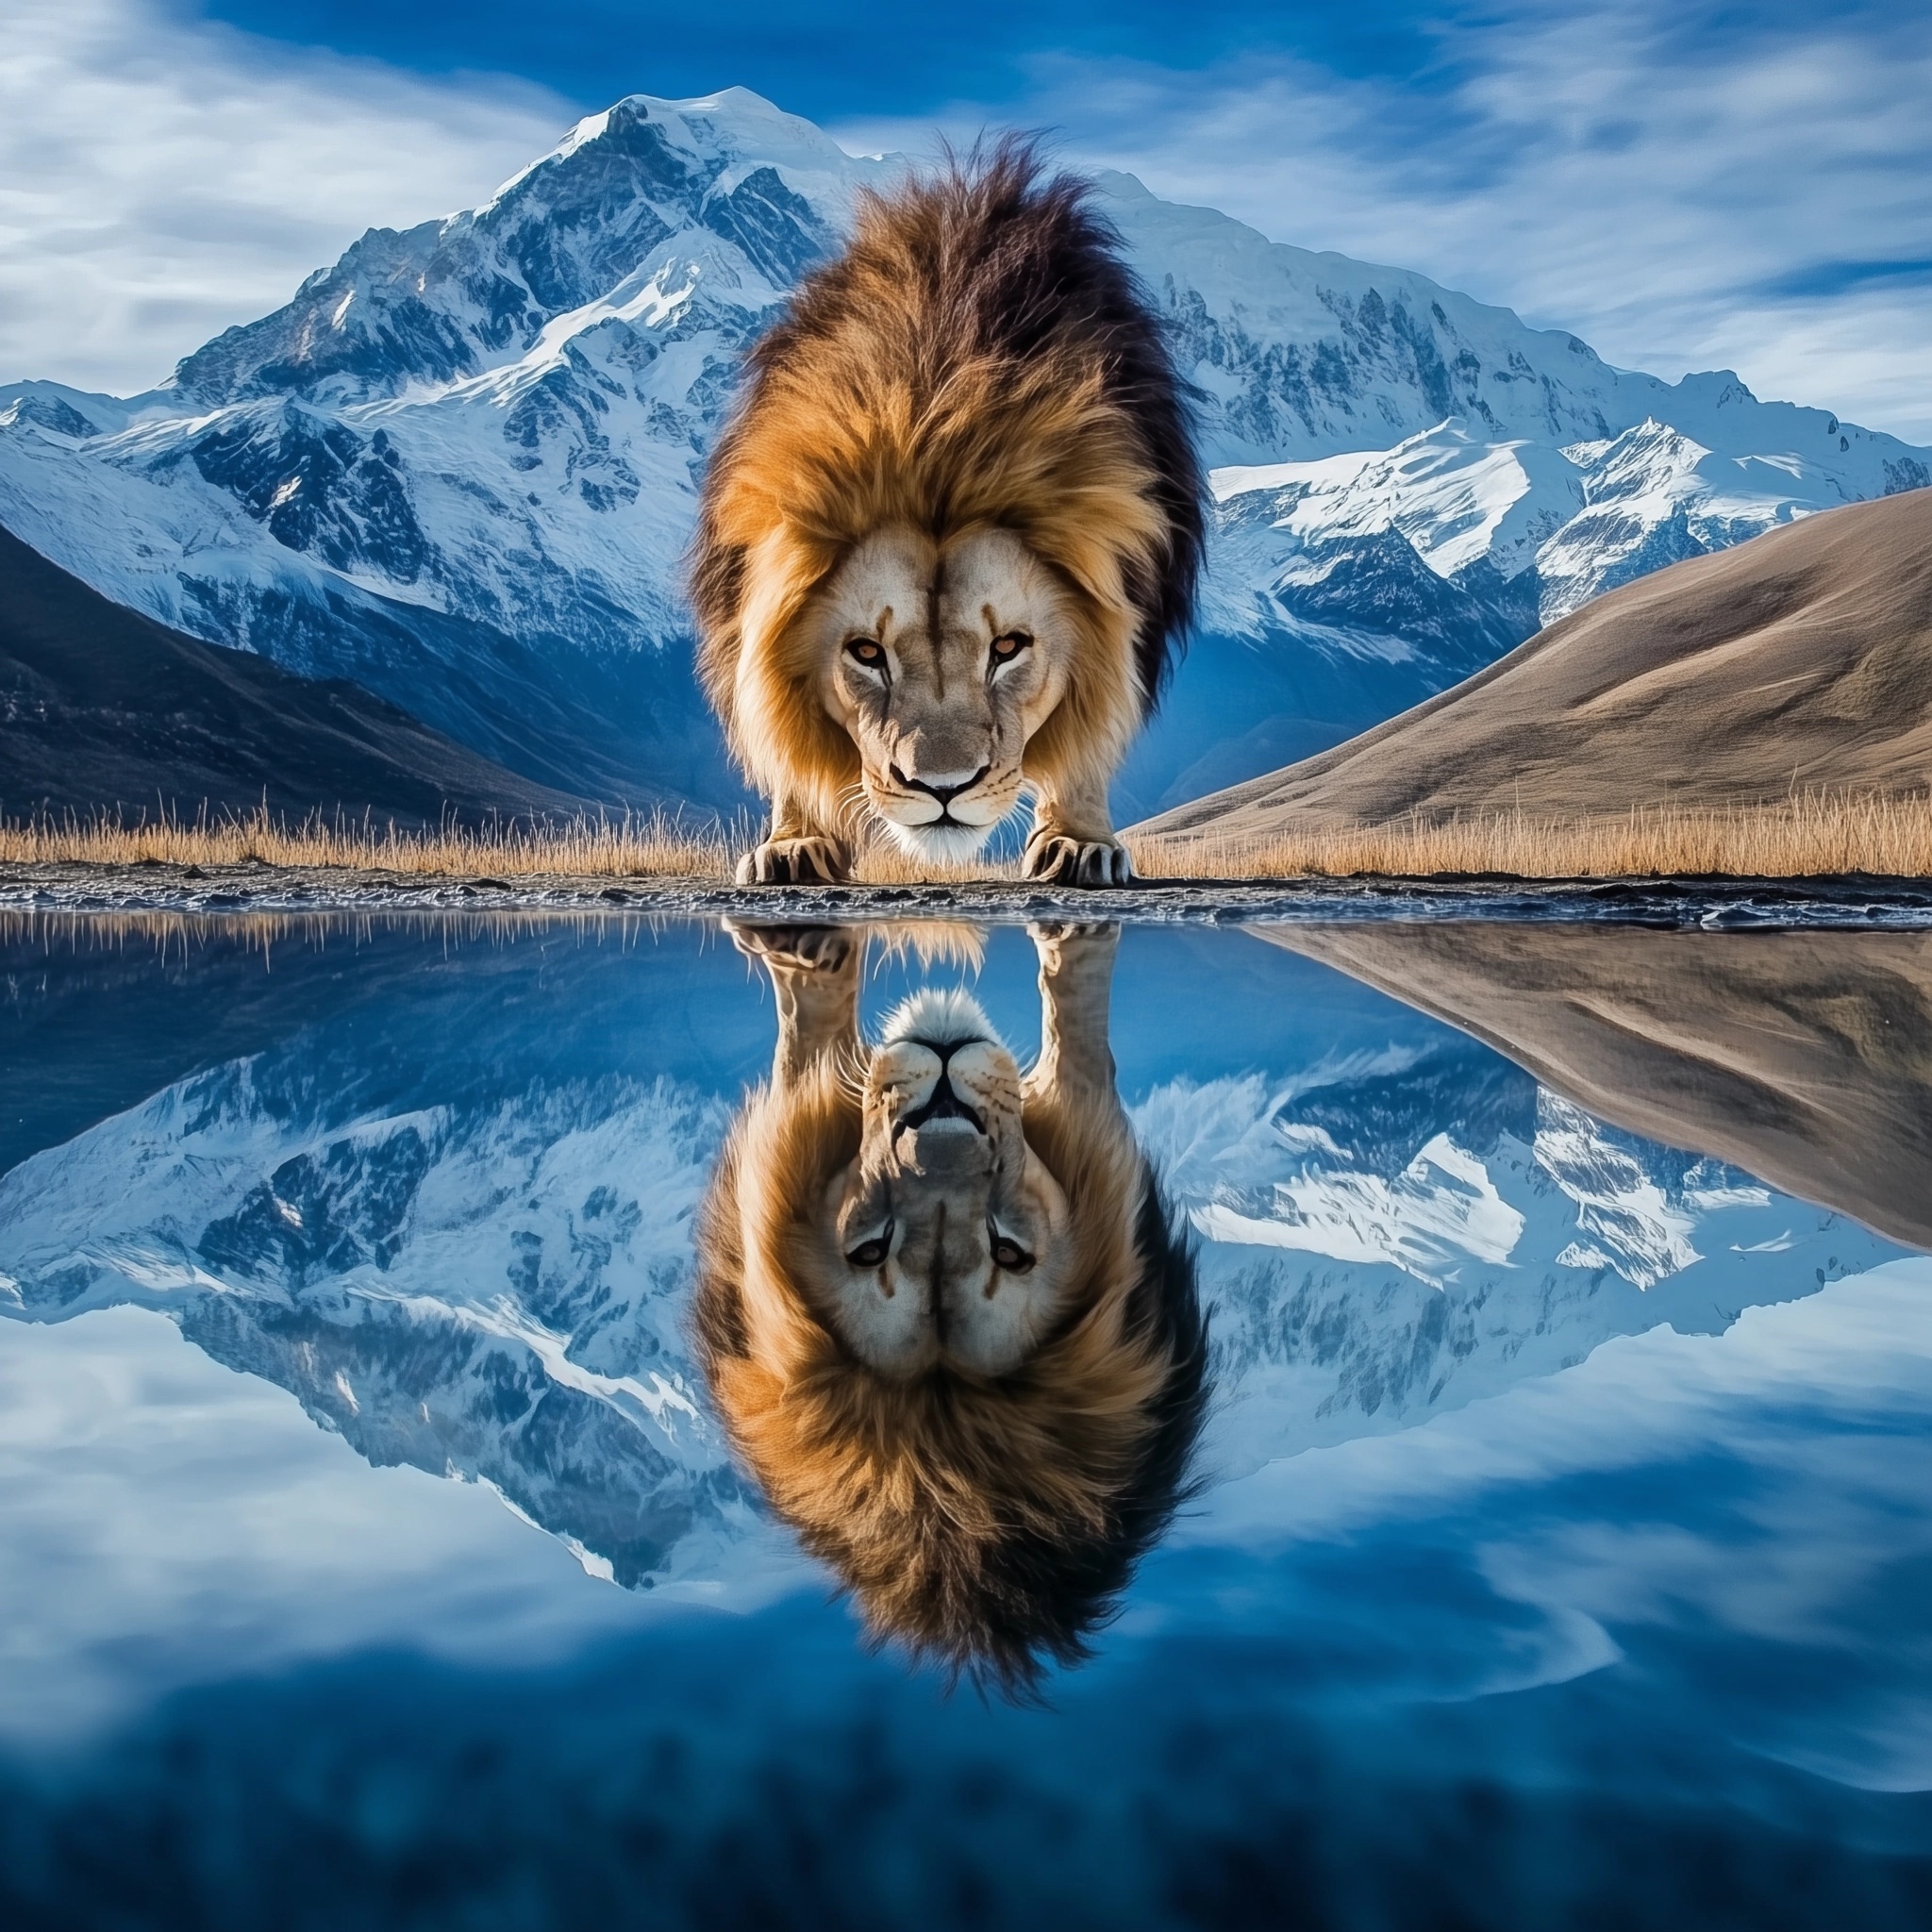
[{"left": 2, "top": 0, "right": 1929, "bottom": 441}]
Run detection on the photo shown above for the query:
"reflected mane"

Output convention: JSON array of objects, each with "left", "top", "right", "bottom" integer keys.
[{"left": 692, "top": 1053, "right": 1208, "bottom": 1696}]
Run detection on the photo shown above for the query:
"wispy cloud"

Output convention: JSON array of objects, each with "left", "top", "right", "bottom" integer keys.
[
  {"left": 0, "top": 0, "right": 572, "bottom": 396},
  {"left": 835, "top": 3, "right": 1932, "bottom": 441},
  {"left": 6, "top": 0, "right": 1928, "bottom": 441}
]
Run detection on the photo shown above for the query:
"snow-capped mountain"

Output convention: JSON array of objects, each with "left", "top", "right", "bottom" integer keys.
[
  {"left": 0, "top": 959, "right": 1894, "bottom": 1589},
  {"left": 1133, "top": 1042, "right": 1898, "bottom": 1473},
  {"left": 2, "top": 89, "right": 1927, "bottom": 810},
  {"left": 0, "top": 1052, "right": 761, "bottom": 1589}
]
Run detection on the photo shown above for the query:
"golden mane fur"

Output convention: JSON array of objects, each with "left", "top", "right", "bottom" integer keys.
[
  {"left": 688, "top": 139, "right": 1205, "bottom": 846},
  {"left": 691, "top": 1033, "right": 1206, "bottom": 1695}
]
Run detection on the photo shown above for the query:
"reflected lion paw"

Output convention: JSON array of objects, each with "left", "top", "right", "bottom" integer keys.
[
  {"left": 1022, "top": 831, "right": 1134, "bottom": 889},
  {"left": 735, "top": 837, "right": 851, "bottom": 886},
  {"left": 1026, "top": 919, "right": 1119, "bottom": 944},
  {"left": 725, "top": 922, "right": 858, "bottom": 974}
]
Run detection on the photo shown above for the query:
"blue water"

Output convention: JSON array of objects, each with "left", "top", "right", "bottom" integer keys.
[{"left": 1, "top": 912, "right": 1928, "bottom": 1929}]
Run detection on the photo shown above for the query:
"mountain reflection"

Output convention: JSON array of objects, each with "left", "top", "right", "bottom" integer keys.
[
  {"left": 0, "top": 910, "right": 1918, "bottom": 1674},
  {"left": 694, "top": 923, "right": 1208, "bottom": 1693},
  {"left": 1257, "top": 925, "right": 1932, "bottom": 1253}
]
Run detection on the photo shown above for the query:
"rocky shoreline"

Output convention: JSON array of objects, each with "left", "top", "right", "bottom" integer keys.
[{"left": 4, "top": 860, "right": 1931, "bottom": 930}]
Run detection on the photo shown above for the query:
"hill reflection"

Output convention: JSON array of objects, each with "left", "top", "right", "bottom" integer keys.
[{"left": 1260, "top": 924, "right": 1932, "bottom": 1252}]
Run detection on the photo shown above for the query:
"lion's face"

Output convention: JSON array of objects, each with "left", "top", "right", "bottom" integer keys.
[
  {"left": 692, "top": 924, "right": 1210, "bottom": 1692},
  {"left": 793, "top": 990, "right": 1074, "bottom": 1375},
  {"left": 807, "top": 526, "right": 1076, "bottom": 861}
]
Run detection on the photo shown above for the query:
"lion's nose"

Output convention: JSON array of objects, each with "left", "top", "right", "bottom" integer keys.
[
  {"left": 889, "top": 764, "right": 990, "bottom": 805},
  {"left": 897, "top": 1124, "right": 994, "bottom": 1179}
]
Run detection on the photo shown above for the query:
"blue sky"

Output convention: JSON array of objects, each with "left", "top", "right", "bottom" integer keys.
[
  {"left": 194, "top": 0, "right": 1462, "bottom": 122},
  {"left": 2, "top": 0, "right": 1929, "bottom": 439}
]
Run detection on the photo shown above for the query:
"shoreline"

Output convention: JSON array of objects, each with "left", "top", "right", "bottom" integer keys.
[{"left": 3, "top": 860, "right": 1930, "bottom": 929}]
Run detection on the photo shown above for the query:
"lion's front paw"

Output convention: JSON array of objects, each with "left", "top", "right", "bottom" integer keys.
[
  {"left": 725, "top": 922, "right": 858, "bottom": 975},
  {"left": 1026, "top": 919, "right": 1120, "bottom": 945},
  {"left": 735, "top": 836, "right": 851, "bottom": 886},
  {"left": 1022, "top": 828, "right": 1134, "bottom": 888},
  {"left": 1026, "top": 920, "right": 1120, "bottom": 984}
]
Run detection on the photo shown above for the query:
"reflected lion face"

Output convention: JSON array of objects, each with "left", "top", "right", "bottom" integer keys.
[
  {"left": 806, "top": 526, "right": 1076, "bottom": 861},
  {"left": 691, "top": 931, "right": 1209, "bottom": 1693},
  {"left": 796, "top": 990, "right": 1074, "bottom": 1377}
]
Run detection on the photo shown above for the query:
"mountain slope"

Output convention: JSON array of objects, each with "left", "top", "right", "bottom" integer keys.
[
  {"left": 1255, "top": 925, "right": 1932, "bottom": 1255},
  {"left": 1135, "top": 487, "right": 1932, "bottom": 840},
  {"left": 3, "top": 90, "right": 1928, "bottom": 812},
  {"left": 0, "top": 525, "right": 589, "bottom": 824}
]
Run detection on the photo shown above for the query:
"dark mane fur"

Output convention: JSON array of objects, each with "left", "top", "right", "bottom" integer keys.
[
  {"left": 690, "top": 135, "right": 1206, "bottom": 717},
  {"left": 692, "top": 1155, "right": 1210, "bottom": 1701}
]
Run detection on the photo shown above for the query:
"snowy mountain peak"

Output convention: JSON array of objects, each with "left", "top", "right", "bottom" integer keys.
[{"left": 171, "top": 89, "right": 855, "bottom": 414}]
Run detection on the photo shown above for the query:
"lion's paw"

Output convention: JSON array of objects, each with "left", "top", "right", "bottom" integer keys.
[
  {"left": 735, "top": 836, "right": 851, "bottom": 886},
  {"left": 1026, "top": 920, "right": 1120, "bottom": 945},
  {"left": 725, "top": 922, "right": 858, "bottom": 975},
  {"left": 1022, "top": 830, "right": 1134, "bottom": 888},
  {"left": 1026, "top": 920, "right": 1120, "bottom": 984}
]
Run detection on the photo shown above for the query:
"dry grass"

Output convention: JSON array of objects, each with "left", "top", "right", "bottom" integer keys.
[
  {"left": 5, "top": 792, "right": 1927, "bottom": 886},
  {"left": 0, "top": 805, "right": 734, "bottom": 879},
  {"left": 1128, "top": 792, "right": 1932, "bottom": 882},
  {"left": 0, "top": 905, "right": 724, "bottom": 964},
  {"left": 0, "top": 803, "right": 1019, "bottom": 886}
]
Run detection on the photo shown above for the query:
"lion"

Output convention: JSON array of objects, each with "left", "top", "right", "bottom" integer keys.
[
  {"left": 691, "top": 922, "right": 1208, "bottom": 1693},
  {"left": 689, "top": 140, "right": 1205, "bottom": 888}
]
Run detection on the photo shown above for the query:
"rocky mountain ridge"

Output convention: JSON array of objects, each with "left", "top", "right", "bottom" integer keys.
[{"left": 0, "top": 525, "right": 589, "bottom": 824}]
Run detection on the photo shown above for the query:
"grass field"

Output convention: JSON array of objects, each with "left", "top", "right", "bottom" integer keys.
[
  {"left": 3, "top": 792, "right": 1928, "bottom": 884},
  {"left": 0, "top": 806, "right": 734, "bottom": 878},
  {"left": 1127, "top": 792, "right": 1932, "bottom": 882}
]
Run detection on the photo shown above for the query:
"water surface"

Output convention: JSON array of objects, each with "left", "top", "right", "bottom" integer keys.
[{"left": 2, "top": 911, "right": 1928, "bottom": 1928}]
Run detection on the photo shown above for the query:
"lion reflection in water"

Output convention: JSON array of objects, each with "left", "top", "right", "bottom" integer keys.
[{"left": 693, "top": 923, "right": 1207, "bottom": 1693}]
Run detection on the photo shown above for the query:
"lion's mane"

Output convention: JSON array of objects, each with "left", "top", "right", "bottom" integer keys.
[
  {"left": 688, "top": 138, "right": 1206, "bottom": 833},
  {"left": 691, "top": 1056, "right": 1208, "bottom": 1697}
]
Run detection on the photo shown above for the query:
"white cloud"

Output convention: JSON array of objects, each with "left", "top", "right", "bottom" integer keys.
[
  {"left": 0, "top": 0, "right": 574, "bottom": 396},
  {"left": 0, "top": 1305, "right": 649, "bottom": 1739},
  {"left": 5, "top": 0, "right": 1926, "bottom": 441},
  {"left": 833, "top": 5, "right": 1932, "bottom": 441}
]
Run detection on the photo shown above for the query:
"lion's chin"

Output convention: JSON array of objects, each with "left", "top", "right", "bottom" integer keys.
[
  {"left": 879, "top": 987, "right": 996, "bottom": 1049},
  {"left": 875, "top": 816, "right": 997, "bottom": 864}
]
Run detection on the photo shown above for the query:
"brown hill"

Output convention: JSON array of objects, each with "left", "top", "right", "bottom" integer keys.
[
  {"left": 1138, "top": 488, "right": 1932, "bottom": 843},
  {"left": 0, "top": 524, "right": 590, "bottom": 826},
  {"left": 1255, "top": 923, "right": 1932, "bottom": 1254}
]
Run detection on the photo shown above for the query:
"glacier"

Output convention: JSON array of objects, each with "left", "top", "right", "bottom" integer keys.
[{"left": 2, "top": 88, "right": 1928, "bottom": 811}]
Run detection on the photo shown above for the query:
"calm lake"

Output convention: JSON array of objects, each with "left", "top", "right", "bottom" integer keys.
[{"left": 2, "top": 910, "right": 1929, "bottom": 1930}]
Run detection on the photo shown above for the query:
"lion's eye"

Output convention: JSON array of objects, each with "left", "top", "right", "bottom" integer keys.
[
  {"left": 989, "top": 630, "right": 1032, "bottom": 666},
  {"left": 991, "top": 1235, "right": 1035, "bottom": 1273},
  {"left": 845, "top": 1233, "right": 891, "bottom": 1269},
  {"left": 844, "top": 637, "right": 886, "bottom": 670}
]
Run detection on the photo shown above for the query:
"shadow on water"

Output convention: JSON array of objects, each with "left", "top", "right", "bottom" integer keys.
[{"left": 1, "top": 909, "right": 1930, "bottom": 1928}]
